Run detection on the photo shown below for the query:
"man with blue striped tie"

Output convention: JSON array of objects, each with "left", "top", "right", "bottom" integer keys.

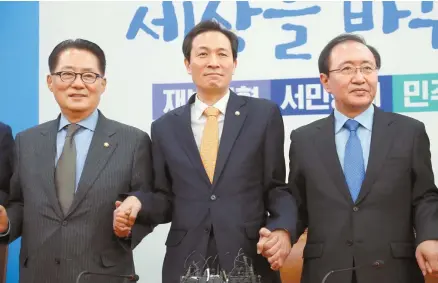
[{"left": 288, "top": 33, "right": 438, "bottom": 283}]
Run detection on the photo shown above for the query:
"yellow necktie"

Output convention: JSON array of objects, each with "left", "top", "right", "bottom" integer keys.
[{"left": 200, "top": 106, "right": 220, "bottom": 183}]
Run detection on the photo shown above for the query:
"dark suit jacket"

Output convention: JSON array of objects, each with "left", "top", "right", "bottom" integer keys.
[
  {"left": 2, "top": 112, "right": 153, "bottom": 283},
  {"left": 289, "top": 106, "right": 438, "bottom": 283},
  {"left": 136, "top": 91, "right": 297, "bottom": 283},
  {"left": 0, "top": 122, "right": 13, "bottom": 205}
]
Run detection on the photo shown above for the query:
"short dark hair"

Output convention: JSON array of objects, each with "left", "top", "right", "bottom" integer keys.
[
  {"left": 182, "top": 19, "right": 238, "bottom": 62},
  {"left": 318, "top": 33, "right": 381, "bottom": 76},
  {"left": 48, "top": 39, "right": 106, "bottom": 75}
]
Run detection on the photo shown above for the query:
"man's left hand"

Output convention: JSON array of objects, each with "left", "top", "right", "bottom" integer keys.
[
  {"left": 113, "top": 196, "right": 142, "bottom": 238},
  {"left": 417, "top": 240, "right": 438, "bottom": 277},
  {"left": 257, "top": 228, "right": 292, "bottom": 270}
]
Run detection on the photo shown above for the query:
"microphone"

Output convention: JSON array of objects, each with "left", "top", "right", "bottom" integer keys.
[
  {"left": 76, "top": 270, "right": 139, "bottom": 283},
  {"left": 180, "top": 250, "right": 262, "bottom": 283},
  {"left": 321, "top": 260, "right": 384, "bottom": 283}
]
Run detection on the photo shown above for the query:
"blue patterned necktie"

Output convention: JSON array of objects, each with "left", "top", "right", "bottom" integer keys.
[{"left": 343, "top": 119, "right": 365, "bottom": 202}]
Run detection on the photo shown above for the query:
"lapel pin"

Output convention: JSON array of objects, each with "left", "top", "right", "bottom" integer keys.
[
  {"left": 104, "top": 142, "right": 110, "bottom": 148},
  {"left": 235, "top": 111, "right": 240, "bottom": 116}
]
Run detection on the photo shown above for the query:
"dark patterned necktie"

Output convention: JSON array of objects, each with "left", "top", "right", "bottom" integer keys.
[{"left": 55, "top": 123, "right": 80, "bottom": 215}]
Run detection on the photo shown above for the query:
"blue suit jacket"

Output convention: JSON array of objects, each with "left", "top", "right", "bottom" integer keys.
[{"left": 137, "top": 91, "right": 297, "bottom": 283}]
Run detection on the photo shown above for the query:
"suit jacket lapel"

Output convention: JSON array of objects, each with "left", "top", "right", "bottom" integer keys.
[
  {"left": 37, "top": 119, "right": 63, "bottom": 218},
  {"left": 66, "top": 113, "right": 117, "bottom": 217},
  {"left": 173, "top": 96, "right": 211, "bottom": 186},
  {"left": 356, "top": 107, "right": 395, "bottom": 203},
  {"left": 212, "top": 92, "right": 247, "bottom": 188},
  {"left": 314, "top": 114, "right": 353, "bottom": 203}
]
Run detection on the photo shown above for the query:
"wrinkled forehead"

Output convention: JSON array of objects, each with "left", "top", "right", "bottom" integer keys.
[
  {"left": 191, "top": 31, "right": 232, "bottom": 52},
  {"left": 55, "top": 48, "right": 101, "bottom": 72},
  {"left": 329, "top": 41, "right": 376, "bottom": 68}
]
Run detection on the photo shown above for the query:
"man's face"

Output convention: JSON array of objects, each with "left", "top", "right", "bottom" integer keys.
[
  {"left": 185, "top": 31, "right": 236, "bottom": 93},
  {"left": 47, "top": 48, "right": 106, "bottom": 117},
  {"left": 320, "top": 40, "right": 378, "bottom": 115}
]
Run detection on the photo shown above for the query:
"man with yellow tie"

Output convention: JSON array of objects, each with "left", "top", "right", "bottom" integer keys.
[{"left": 114, "top": 20, "right": 298, "bottom": 283}]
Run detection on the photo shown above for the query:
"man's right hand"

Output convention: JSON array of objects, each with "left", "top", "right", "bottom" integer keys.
[
  {"left": 0, "top": 206, "right": 9, "bottom": 233},
  {"left": 113, "top": 196, "right": 142, "bottom": 238}
]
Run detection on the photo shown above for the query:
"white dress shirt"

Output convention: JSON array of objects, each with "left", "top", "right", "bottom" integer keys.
[{"left": 190, "top": 91, "right": 230, "bottom": 150}]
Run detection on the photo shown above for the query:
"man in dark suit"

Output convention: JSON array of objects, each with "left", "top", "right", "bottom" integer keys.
[
  {"left": 0, "top": 39, "right": 153, "bottom": 283},
  {"left": 289, "top": 33, "right": 438, "bottom": 283},
  {"left": 0, "top": 122, "right": 13, "bottom": 205},
  {"left": 114, "top": 20, "right": 297, "bottom": 283}
]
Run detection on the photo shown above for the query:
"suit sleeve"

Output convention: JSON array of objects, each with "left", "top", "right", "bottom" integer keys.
[
  {"left": 288, "top": 130, "right": 307, "bottom": 242},
  {"left": 412, "top": 122, "right": 438, "bottom": 245},
  {"left": 0, "top": 124, "right": 14, "bottom": 205},
  {"left": 0, "top": 133, "right": 23, "bottom": 244},
  {"left": 132, "top": 121, "right": 172, "bottom": 225},
  {"left": 118, "top": 131, "right": 155, "bottom": 250},
  {"left": 263, "top": 104, "right": 298, "bottom": 243}
]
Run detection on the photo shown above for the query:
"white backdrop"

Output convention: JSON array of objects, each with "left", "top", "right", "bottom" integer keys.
[{"left": 38, "top": 2, "right": 438, "bottom": 282}]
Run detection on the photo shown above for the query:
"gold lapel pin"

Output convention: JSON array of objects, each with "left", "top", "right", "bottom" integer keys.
[
  {"left": 104, "top": 142, "right": 110, "bottom": 148},
  {"left": 235, "top": 111, "right": 240, "bottom": 116}
]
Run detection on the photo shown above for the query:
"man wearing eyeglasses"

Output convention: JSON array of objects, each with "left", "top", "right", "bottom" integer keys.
[
  {"left": 0, "top": 39, "right": 153, "bottom": 283},
  {"left": 288, "top": 34, "right": 438, "bottom": 283}
]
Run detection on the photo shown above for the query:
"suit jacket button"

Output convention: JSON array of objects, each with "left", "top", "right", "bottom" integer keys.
[
  {"left": 346, "top": 240, "right": 353, "bottom": 246},
  {"left": 55, "top": 258, "right": 60, "bottom": 264},
  {"left": 210, "top": 195, "right": 217, "bottom": 201},
  {"left": 353, "top": 206, "right": 359, "bottom": 212},
  {"left": 62, "top": 221, "right": 67, "bottom": 226}
]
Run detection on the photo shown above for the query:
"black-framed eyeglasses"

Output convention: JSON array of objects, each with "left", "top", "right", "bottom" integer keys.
[
  {"left": 51, "top": 71, "right": 103, "bottom": 84},
  {"left": 329, "top": 65, "right": 378, "bottom": 76}
]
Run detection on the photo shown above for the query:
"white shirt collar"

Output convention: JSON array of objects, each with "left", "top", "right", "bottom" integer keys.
[{"left": 193, "top": 89, "right": 230, "bottom": 120}]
